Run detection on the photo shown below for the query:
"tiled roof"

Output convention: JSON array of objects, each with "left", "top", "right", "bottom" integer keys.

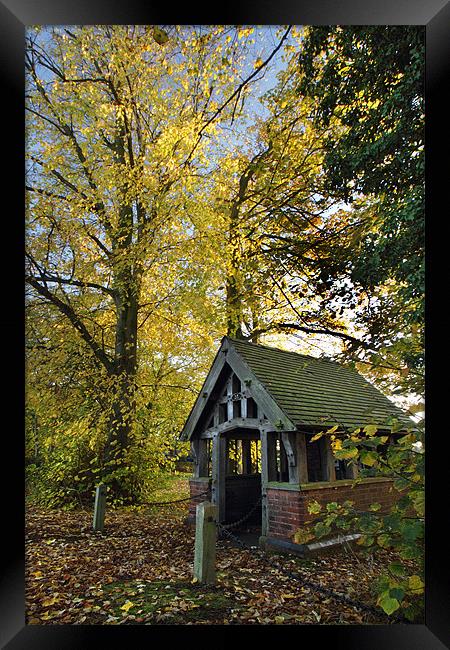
[{"left": 229, "top": 337, "right": 413, "bottom": 430}]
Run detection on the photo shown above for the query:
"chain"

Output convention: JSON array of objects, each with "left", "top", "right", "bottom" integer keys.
[
  {"left": 143, "top": 489, "right": 210, "bottom": 508},
  {"left": 219, "top": 496, "right": 263, "bottom": 531},
  {"left": 216, "top": 522, "right": 394, "bottom": 622},
  {"left": 145, "top": 490, "right": 403, "bottom": 621}
]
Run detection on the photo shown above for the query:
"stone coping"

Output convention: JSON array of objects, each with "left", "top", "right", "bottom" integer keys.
[
  {"left": 261, "top": 533, "right": 362, "bottom": 556},
  {"left": 267, "top": 476, "right": 394, "bottom": 491},
  {"left": 191, "top": 476, "right": 394, "bottom": 489}
]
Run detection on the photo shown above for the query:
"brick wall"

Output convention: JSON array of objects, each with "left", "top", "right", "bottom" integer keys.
[
  {"left": 267, "top": 477, "right": 399, "bottom": 541},
  {"left": 188, "top": 478, "right": 212, "bottom": 521}
]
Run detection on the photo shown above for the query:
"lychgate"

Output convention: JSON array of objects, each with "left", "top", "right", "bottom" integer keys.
[{"left": 180, "top": 337, "right": 414, "bottom": 552}]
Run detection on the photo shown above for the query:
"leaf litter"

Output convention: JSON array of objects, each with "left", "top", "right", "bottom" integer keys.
[{"left": 26, "top": 493, "right": 405, "bottom": 625}]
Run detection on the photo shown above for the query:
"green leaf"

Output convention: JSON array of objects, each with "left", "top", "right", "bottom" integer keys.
[
  {"left": 334, "top": 447, "right": 359, "bottom": 460},
  {"left": 379, "top": 594, "right": 400, "bottom": 615},
  {"left": 377, "top": 533, "right": 392, "bottom": 548},
  {"left": 308, "top": 500, "right": 322, "bottom": 515},
  {"left": 411, "top": 491, "right": 425, "bottom": 516},
  {"left": 389, "top": 587, "right": 405, "bottom": 601},
  {"left": 388, "top": 562, "right": 406, "bottom": 577},
  {"left": 400, "top": 545, "right": 421, "bottom": 560},
  {"left": 360, "top": 450, "right": 378, "bottom": 467},
  {"left": 408, "top": 575, "right": 424, "bottom": 593},
  {"left": 314, "top": 522, "right": 331, "bottom": 538}
]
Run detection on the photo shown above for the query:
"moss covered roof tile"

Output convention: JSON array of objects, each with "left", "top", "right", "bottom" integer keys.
[{"left": 229, "top": 337, "right": 413, "bottom": 430}]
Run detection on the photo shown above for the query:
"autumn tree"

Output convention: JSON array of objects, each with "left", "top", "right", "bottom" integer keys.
[
  {"left": 25, "top": 25, "right": 424, "bottom": 508},
  {"left": 280, "top": 27, "right": 425, "bottom": 621},
  {"left": 211, "top": 34, "right": 365, "bottom": 355},
  {"left": 25, "top": 25, "right": 263, "bottom": 502}
]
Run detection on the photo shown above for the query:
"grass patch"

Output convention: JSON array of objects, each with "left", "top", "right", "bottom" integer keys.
[
  {"left": 102, "top": 578, "right": 239, "bottom": 624},
  {"left": 142, "top": 473, "right": 190, "bottom": 503}
]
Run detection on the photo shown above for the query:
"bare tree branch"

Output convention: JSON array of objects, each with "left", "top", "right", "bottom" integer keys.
[
  {"left": 184, "top": 26, "right": 292, "bottom": 166},
  {"left": 26, "top": 275, "right": 115, "bottom": 374},
  {"left": 28, "top": 271, "right": 116, "bottom": 298},
  {"left": 248, "top": 322, "right": 368, "bottom": 348}
]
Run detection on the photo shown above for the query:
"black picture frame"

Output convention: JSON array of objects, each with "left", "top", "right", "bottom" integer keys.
[{"left": 2, "top": 0, "right": 448, "bottom": 647}]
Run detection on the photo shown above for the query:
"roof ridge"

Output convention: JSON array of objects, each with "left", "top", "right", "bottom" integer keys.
[{"left": 227, "top": 336, "right": 342, "bottom": 366}]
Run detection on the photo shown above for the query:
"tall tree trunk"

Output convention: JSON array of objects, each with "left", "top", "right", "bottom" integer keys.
[
  {"left": 104, "top": 270, "right": 140, "bottom": 501},
  {"left": 226, "top": 201, "right": 244, "bottom": 340},
  {"left": 226, "top": 147, "right": 272, "bottom": 340},
  {"left": 103, "top": 116, "right": 142, "bottom": 498}
]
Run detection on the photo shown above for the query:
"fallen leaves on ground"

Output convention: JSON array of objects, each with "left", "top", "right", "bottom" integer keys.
[{"left": 26, "top": 479, "right": 407, "bottom": 625}]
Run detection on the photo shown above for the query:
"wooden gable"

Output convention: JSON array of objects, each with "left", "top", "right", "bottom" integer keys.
[{"left": 179, "top": 337, "right": 295, "bottom": 441}]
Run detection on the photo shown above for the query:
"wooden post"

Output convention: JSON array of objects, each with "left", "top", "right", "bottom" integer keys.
[
  {"left": 191, "top": 440, "right": 199, "bottom": 477},
  {"left": 193, "top": 501, "right": 217, "bottom": 584},
  {"left": 320, "top": 437, "right": 336, "bottom": 482},
  {"left": 211, "top": 433, "right": 226, "bottom": 522},
  {"left": 192, "top": 439, "right": 209, "bottom": 478},
  {"left": 241, "top": 439, "right": 252, "bottom": 474},
  {"left": 260, "top": 429, "right": 269, "bottom": 538},
  {"left": 260, "top": 429, "right": 277, "bottom": 539},
  {"left": 297, "top": 432, "right": 309, "bottom": 484},
  {"left": 281, "top": 432, "right": 300, "bottom": 484},
  {"left": 241, "top": 394, "right": 248, "bottom": 419},
  {"left": 93, "top": 484, "right": 106, "bottom": 532},
  {"left": 347, "top": 461, "right": 359, "bottom": 479},
  {"left": 226, "top": 375, "right": 233, "bottom": 421}
]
